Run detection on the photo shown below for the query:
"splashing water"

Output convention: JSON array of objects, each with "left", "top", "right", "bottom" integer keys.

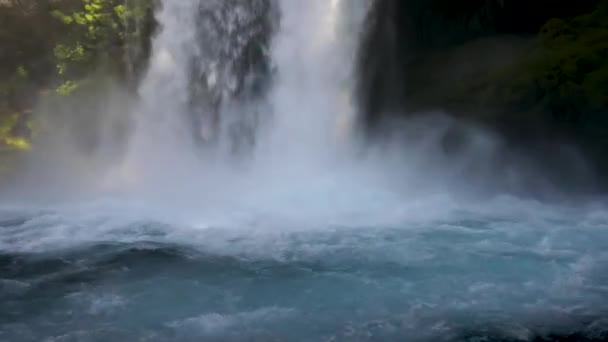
[{"left": 2, "top": 1, "right": 608, "bottom": 341}]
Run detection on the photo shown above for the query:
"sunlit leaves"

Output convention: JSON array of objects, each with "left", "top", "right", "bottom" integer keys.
[
  {"left": 55, "top": 80, "right": 79, "bottom": 96},
  {"left": 16, "top": 66, "right": 28, "bottom": 79},
  {"left": 0, "top": 113, "right": 31, "bottom": 151},
  {"left": 51, "top": 10, "right": 74, "bottom": 24},
  {"left": 50, "top": 0, "right": 152, "bottom": 95},
  {"left": 114, "top": 4, "right": 126, "bottom": 19}
]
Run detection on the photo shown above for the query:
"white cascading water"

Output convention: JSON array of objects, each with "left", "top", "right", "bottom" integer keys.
[
  {"left": 91, "top": 0, "right": 378, "bottom": 219},
  {"left": 119, "top": 0, "right": 202, "bottom": 189},
  {"left": 260, "top": 0, "right": 362, "bottom": 161},
  {"left": 3, "top": 2, "right": 608, "bottom": 340},
  {"left": 123, "top": 0, "right": 367, "bottom": 180}
]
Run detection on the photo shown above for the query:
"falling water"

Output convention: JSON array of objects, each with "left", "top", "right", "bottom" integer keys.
[
  {"left": 3, "top": 1, "right": 608, "bottom": 341},
  {"left": 259, "top": 0, "right": 365, "bottom": 160},
  {"left": 103, "top": 0, "right": 370, "bottom": 192},
  {"left": 126, "top": 0, "right": 366, "bottom": 169},
  {"left": 130, "top": 0, "right": 201, "bottom": 154}
]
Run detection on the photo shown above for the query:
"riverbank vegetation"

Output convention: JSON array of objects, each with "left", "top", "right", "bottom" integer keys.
[{"left": 0, "top": 0, "right": 153, "bottom": 176}]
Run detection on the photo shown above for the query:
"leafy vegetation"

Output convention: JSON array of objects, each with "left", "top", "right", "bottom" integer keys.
[
  {"left": 410, "top": 1, "right": 608, "bottom": 127},
  {"left": 0, "top": 0, "right": 153, "bottom": 177},
  {"left": 49, "top": 0, "right": 153, "bottom": 94},
  {"left": 470, "top": 0, "right": 608, "bottom": 149}
]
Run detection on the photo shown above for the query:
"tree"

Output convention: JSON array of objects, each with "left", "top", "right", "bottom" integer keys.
[{"left": 50, "top": 0, "right": 153, "bottom": 94}]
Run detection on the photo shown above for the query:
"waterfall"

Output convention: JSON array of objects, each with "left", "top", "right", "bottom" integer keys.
[
  {"left": 128, "top": 0, "right": 272, "bottom": 159},
  {"left": 259, "top": 0, "right": 368, "bottom": 162},
  {"left": 116, "top": 0, "right": 368, "bottom": 188}
]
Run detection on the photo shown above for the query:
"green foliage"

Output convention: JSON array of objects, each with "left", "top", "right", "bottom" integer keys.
[
  {"left": 514, "top": 3, "right": 608, "bottom": 115},
  {"left": 56, "top": 80, "right": 80, "bottom": 95},
  {"left": 0, "top": 113, "right": 30, "bottom": 151},
  {"left": 0, "top": 0, "right": 154, "bottom": 182},
  {"left": 0, "top": 0, "right": 153, "bottom": 176},
  {"left": 444, "top": 1, "right": 608, "bottom": 121},
  {"left": 50, "top": 0, "right": 153, "bottom": 93}
]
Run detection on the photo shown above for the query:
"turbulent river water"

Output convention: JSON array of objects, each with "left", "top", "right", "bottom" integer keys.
[
  {"left": 2, "top": 0, "right": 608, "bottom": 341},
  {"left": 2, "top": 194, "right": 608, "bottom": 341}
]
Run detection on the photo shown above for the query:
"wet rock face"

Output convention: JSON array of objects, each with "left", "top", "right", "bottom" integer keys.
[{"left": 355, "top": 0, "right": 409, "bottom": 131}]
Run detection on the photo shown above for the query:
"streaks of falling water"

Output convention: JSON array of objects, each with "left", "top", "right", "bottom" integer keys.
[
  {"left": 129, "top": 0, "right": 273, "bottom": 162},
  {"left": 113, "top": 0, "right": 202, "bottom": 191},
  {"left": 109, "top": 0, "right": 370, "bottom": 191},
  {"left": 258, "top": 0, "right": 369, "bottom": 163}
]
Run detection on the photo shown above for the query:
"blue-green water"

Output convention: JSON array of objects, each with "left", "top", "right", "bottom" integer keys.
[{"left": 2, "top": 197, "right": 608, "bottom": 341}]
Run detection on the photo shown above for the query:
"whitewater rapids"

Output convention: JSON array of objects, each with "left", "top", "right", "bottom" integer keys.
[
  {"left": 3, "top": 0, "right": 608, "bottom": 340},
  {"left": 2, "top": 192, "right": 608, "bottom": 341}
]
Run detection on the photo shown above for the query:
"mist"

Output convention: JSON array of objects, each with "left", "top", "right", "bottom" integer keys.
[
  {"left": 1, "top": 1, "right": 608, "bottom": 340},
  {"left": 3, "top": 0, "right": 598, "bottom": 208}
]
